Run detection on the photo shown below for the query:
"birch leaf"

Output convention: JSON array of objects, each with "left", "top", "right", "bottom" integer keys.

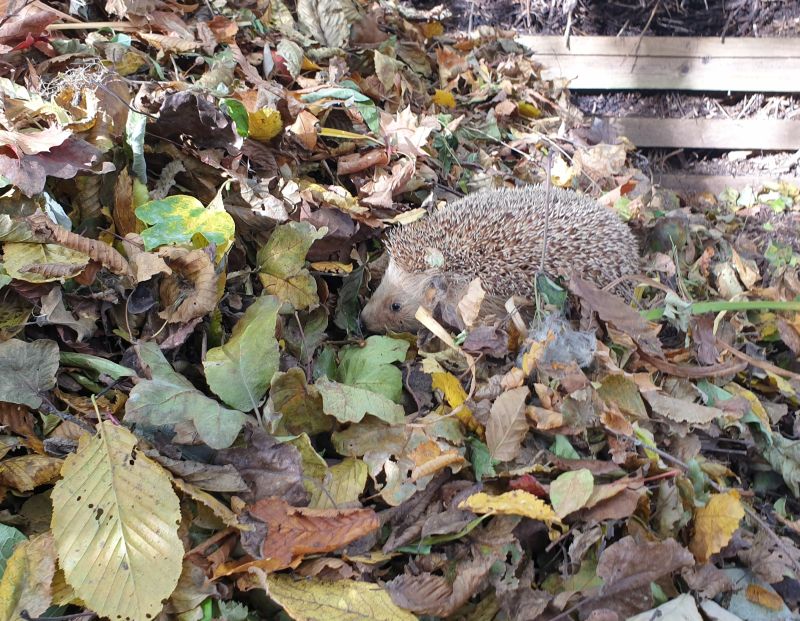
[{"left": 51, "top": 421, "right": 183, "bottom": 621}]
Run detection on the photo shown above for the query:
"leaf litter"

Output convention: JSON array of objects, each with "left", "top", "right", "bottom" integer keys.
[{"left": 0, "top": 1, "right": 798, "bottom": 620}]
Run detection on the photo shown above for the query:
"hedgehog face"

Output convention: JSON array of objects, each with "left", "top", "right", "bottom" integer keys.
[{"left": 361, "top": 259, "right": 431, "bottom": 333}]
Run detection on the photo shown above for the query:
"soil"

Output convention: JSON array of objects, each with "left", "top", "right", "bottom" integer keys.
[{"left": 420, "top": 0, "right": 800, "bottom": 37}]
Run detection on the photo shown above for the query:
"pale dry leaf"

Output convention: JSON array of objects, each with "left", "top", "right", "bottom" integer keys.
[{"left": 486, "top": 386, "right": 529, "bottom": 462}]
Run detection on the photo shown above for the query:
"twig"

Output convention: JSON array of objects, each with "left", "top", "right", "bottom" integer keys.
[
  {"left": 39, "top": 399, "right": 96, "bottom": 434},
  {"left": 539, "top": 150, "right": 554, "bottom": 275},
  {"left": 716, "top": 338, "right": 800, "bottom": 382},
  {"left": 630, "top": 0, "right": 660, "bottom": 72}
]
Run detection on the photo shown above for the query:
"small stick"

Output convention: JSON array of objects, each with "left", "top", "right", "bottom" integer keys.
[{"left": 539, "top": 150, "right": 554, "bottom": 275}]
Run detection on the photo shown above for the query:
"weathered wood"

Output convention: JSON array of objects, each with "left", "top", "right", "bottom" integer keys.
[
  {"left": 597, "top": 117, "right": 800, "bottom": 150},
  {"left": 655, "top": 173, "right": 800, "bottom": 195},
  {"left": 516, "top": 36, "right": 800, "bottom": 92}
]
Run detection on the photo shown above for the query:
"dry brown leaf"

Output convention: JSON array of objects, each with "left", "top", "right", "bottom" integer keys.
[
  {"left": 486, "top": 386, "right": 529, "bottom": 462},
  {"left": 642, "top": 390, "right": 725, "bottom": 426},
  {"left": 287, "top": 110, "right": 320, "bottom": 151},
  {"left": 589, "top": 536, "right": 694, "bottom": 618},
  {"left": 569, "top": 274, "right": 663, "bottom": 357},
  {"left": 337, "top": 148, "right": 390, "bottom": 175},
  {"left": 26, "top": 211, "right": 133, "bottom": 280},
  {"left": 243, "top": 497, "right": 379, "bottom": 570},
  {"left": 387, "top": 553, "right": 495, "bottom": 617},
  {"left": 138, "top": 33, "right": 199, "bottom": 54},
  {"left": 157, "top": 247, "right": 218, "bottom": 323}
]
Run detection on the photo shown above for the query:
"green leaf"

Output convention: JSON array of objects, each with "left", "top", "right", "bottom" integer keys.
[
  {"left": 257, "top": 221, "right": 326, "bottom": 309},
  {"left": 222, "top": 99, "right": 249, "bottom": 137},
  {"left": 300, "top": 86, "right": 371, "bottom": 103},
  {"left": 126, "top": 109, "right": 147, "bottom": 182},
  {"left": 336, "top": 335, "right": 409, "bottom": 403},
  {"left": 126, "top": 342, "right": 247, "bottom": 449},
  {"left": 756, "top": 431, "right": 800, "bottom": 497},
  {"left": 468, "top": 438, "right": 496, "bottom": 482},
  {"left": 203, "top": 296, "right": 281, "bottom": 412},
  {"left": 0, "top": 339, "right": 59, "bottom": 408},
  {"left": 51, "top": 422, "right": 183, "bottom": 621},
  {"left": 135, "top": 195, "right": 236, "bottom": 251},
  {"left": 59, "top": 352, "right": 136, "bottom": 380},
  {"left": 549, "top": 469, "right": 594, "bottom": 519},
  {"left": 333, "top": 265, "right": 364, "bottom": 335},
  {"left": 315, "top": 377, "right": 405, "bottom": 425},
  {"left": 0, "top": 524, "right": 26, "bottom": 579},
  {"left": 550, "top": 434, "right": 580, "bottom": 460}
]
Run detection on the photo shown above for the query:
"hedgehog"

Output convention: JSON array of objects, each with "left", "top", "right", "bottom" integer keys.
[{"left": 360, "top": 184, "right": 640, "bottom": 333}]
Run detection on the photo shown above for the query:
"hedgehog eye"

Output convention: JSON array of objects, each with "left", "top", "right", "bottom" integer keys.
[{"left": 390, "top": 302, "right": 402, "bottom": 312}]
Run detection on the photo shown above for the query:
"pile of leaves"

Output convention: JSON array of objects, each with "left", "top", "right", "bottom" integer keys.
[{"left": 0, "top": 0, "right": 799, "bottom": 620}]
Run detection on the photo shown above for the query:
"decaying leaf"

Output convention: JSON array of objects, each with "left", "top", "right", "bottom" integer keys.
[{"left": 0, "top": 338, "right": 59, "bottom": 408}]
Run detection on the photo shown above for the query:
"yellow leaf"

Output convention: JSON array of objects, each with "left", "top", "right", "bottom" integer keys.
[
  {"left": 745, "top": 584, "right": 785, "bottom": 611},
  {"left": 420, "top": 21, "right": 444, "bottom": 38},
  {"left": 518, "top": 101, "right": 541, "bottom": 118},
  {"left": 432, "top": 89, "right": 456, "bottom": 108},
  {"left": 248, "top": 107, "right": 283, "bottom": 141},
  {"left": 689, "top": 491, "right": 745, "bottom": 563},
  {"left": 266, "top": 574, "right": 418, "bottom": 621},
  {"left": 2, "top": 242, "right": 89, "bottom": 283},
  {"left": 431, "top": 371, "right": 484, "bottom": 437},
  {"left": 0, "top": 533, "right": 56, "bottom": 620},
  {"left": 459, "top": 490, "right": 562, "bottom": 538},
  {"left": 318, "top": 127, "right": 384, "bottom": 145},
  {"left": 51, "top": 421, "right": 183, "bottom": 621},
  {"left": 724, "top": 382, "right": 769, "bottom": 425},
  {"left": 550, "top": 154, "right": 575, "bottom": 187},
  {"left": 309, "top": 261, "right": 353, "bottom": 274}
]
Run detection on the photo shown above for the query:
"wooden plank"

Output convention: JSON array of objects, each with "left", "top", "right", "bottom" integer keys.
[
  {"left": 517, "top": 36, "right": 800, "bottom": 58},
  {"left": 655, "top": 174, "right": 800, "bottom": 195},
  {"left": 596, "top": 117, "right": 800, "bottom": 150},
  {"left": 516, "top": 35, "right": 800, "bottom": 91}
]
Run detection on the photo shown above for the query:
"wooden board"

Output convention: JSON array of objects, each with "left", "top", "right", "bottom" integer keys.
[
  {"left": 655, "top": 173, "right": 800, "bottom": 195},
  {"left": 596, "top": 117, "right": 800, "bottom": 150},
  {"left": 516, "top": 36, "right": 800, "bottom": 92}
]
